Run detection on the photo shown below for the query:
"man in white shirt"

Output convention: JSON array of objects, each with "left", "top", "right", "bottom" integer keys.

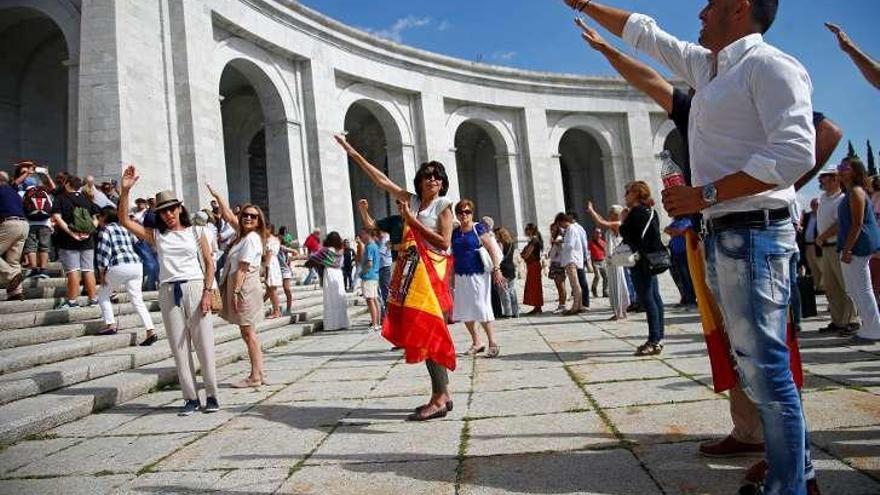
[
  {"left": 815, "top": 168, "right": 859, "bottom": 334},
  {"left": 556, "top": 212, "right": 585, "bottom": 315},
  {"left": 571, "top": 214, "right": 592, "bottom": 309},
  {"left": 568, "top": 1, "right": 815, "bottom": 493}
]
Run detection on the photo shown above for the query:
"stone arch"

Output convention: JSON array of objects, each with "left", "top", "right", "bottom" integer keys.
[
  {"left": 548, "top": 114, "right": 621, "bottom": 159},
  {"left": 218, "top": 54, "right": 301, "bottom": 230},
  {"left": 337, "top": 83, "right": 413, "bottom": 147},
  {"left": 652, "top": 119, "right": 687, "bottom": 169},
  {"left": 0, "top": 3, "right": 79, "bottom": 171},
  {"left": 446, "top": 106, "right": 518, "bottom": 157}
]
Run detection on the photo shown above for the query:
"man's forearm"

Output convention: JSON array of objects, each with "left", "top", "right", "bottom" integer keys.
[
  {"left": 794, "top": 118, "right": 843, "bottom": 191},
  {"left": 598, "top": 43, "right": 674, "bottom": 113},
  {"left": 578, "top": 1, "right": 632, "bottom": 38},
  {"left": 714, "top": 172, "right": 775, "bottom": 204},
  {"left": 843, "top": 43, "right": 880, "bottom": 89}
]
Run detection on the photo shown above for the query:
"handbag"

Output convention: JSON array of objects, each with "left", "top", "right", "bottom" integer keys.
[
  {"left": 191, "top": 227, "right": 223, "bottom": 313},
  {"left": 639, "top": 210, "right": 671, "bottom": 275}
]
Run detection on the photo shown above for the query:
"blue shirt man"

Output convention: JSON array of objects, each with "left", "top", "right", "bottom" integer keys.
[{"left": 360, "top": 240, "right": 380, "bottom": 281}]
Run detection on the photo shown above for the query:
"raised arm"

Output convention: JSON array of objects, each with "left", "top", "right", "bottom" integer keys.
[
  {"left": 586, "top": 201, "right": 620, "bottom": 234},
  {"left": 565, "top": 0, "right": 630, "bottom": 37},
  {"left": 206, "top": 183, "right": 239, "bottom": 231},
  {"left": 827, "top": 23, "right": 880, "bottom": 90},
  {"left": 334, "top": 135, "right": 409, "bottom": 202},
  {"left": 398, "top": 200, "right": 453, "bottom": 252},
  {"left": 576, "top": 18, "right": 673, "bottom": 113},
  {"left": 356, "top": 199, "right": 378, "bottom": 230},
  {"left": 794, "top": 116, "right": 843, "bottom": 191},
  {"left": 117, "top": 165, "right": 154, "bottom": 244}
]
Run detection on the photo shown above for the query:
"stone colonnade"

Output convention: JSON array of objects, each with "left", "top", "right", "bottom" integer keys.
[{"left": 0, "top": 0, "right": 683, "bottom": 239}]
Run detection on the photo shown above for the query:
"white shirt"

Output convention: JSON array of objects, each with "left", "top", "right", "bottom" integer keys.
[
  {"left": 409, "top": 194, "right": 453, "bottom": 252},
  {"left": 623, "top": 14, "right": 815, "bottom": 219},
  {"left": 561, "top": 223, "right": 586, "bottom": 267},
  {"left": 816, "top": 190, "right": 843, "bottom": 238},
  {"left": 227, "top": 231, "right": 263, "bottom": 277},
  {"left": 154, "top": 226, "right": 205, "bottom": 284}
]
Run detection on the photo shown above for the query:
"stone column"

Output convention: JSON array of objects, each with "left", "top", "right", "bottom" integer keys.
[
  {"left": 625, "top": 111, "right": 668, "bottom": 224},
  {"left": 522, "top": 107, "right": 564, "bottom": 234},
  {"left": 496, "top": 153, "right": 525, "bottom": 234},
  {"left": 417, "top": 93, "right": 458, "bottom": 201},
  {"left": 265, "top": 119, "right": 310, "bottom": 237}
]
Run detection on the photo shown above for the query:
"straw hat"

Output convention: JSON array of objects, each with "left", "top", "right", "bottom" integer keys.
[{"left": 154, "top": 190, "right": 182, "bottom": 211}]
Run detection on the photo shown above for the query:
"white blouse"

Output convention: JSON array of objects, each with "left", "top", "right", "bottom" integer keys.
[
  {"left": 227, "top": 231, "right": 263, "bottom": 276},
  {"left": 155, "top": 226, "right": 205, "bottom": 284},
  {"left": 409, "top": 194, "right": 452, "bottom": 252}
]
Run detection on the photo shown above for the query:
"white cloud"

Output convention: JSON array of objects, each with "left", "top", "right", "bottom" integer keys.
[
  {"left": 492, "top": 51, "right": 518, "bottom": 62},
  {"left": 437, "top": 20, "right": 452, "bottom": 32},
  {"left": 365, "top": 15, "right": 432, "bottom": 43}
]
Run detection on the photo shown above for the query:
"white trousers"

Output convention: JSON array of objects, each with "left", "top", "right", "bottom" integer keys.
[
  {"left": 840, "top": 254, "right": 880, "bottom": 340},
  {"left": 98, "top": 263, "right": 154, "bottom": 329}
]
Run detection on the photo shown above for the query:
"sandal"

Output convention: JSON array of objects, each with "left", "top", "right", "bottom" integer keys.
[
  {"left": 484, "top": 345, "right": 501, "bottom": 358},
  {"left": 230, "top": 377, "right": 263, "bottom": 388},
  {"left": 406, "top": 403, "right": 448, "bottom": 421},
  {"left": 414, "top": 400, "right": 453, "bottom": 414},
  {"left": 464, "top": 345, "right": 486, "bottom": 356},
  {"left": 634, "top": 342, "right": 663, "bottom": 356}
]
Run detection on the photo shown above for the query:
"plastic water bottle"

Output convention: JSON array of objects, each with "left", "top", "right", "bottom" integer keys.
[{"left": 659, "top": 150, "right": 685, "bottom": 190}]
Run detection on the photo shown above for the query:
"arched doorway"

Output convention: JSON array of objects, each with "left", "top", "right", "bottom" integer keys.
[
  {"left": 0, "top": 8, "right": 70, "bottom": 170},
  {"left": 343, "top": 101, "right": 405, "bottom": 230},
  {"left": 558, "top": 129, "right": 607, "bottom": 224},
  {"left": 454, "top": 121, "right": 506, "bottom": 226}
]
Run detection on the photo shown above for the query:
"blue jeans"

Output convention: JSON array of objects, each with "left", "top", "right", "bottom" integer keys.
[
  {"left": 705, "top": 220, "right": 806, "bottom": 495},
  {"left": 630, "top": 267, "right": 664, "bottom": 343},
  {"left": 788, "top": 252, "right": 801, "bottom": 329},
  {"left": 379, "top": 266, "right": 391, "bottom": 307},
  {"left": 134, "top": 240, "right": 159, "bottom": 291},
  {"left": 303, "top": 267, "right": 318, "bottom": 285},
  {"left": 576, "top": 267, "right": 590, "bottom": 308},
  {"left": 671, "top": 250, "right": 697, "bottom": 304}
]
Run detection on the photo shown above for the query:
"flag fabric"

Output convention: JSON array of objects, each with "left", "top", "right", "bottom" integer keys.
[
  {"left": 685, "top": 231, "right": 803, "bottom": 393},
  {"left": 382, "top": 224, "right": 456, "bottom": 371}
]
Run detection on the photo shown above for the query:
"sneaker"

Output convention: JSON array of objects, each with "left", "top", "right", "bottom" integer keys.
[
  {"left": 819, "top": 323, "right": 846, "bottom": 333},
  {"left": 139, "top": 334, "right": 159, "bottom": 346},
  {"left": 25, "top": 269, "right": 41, "bottom": 279},
  {"left": 97, "top": 327, "right": 118, "bottom": 336},
  {"left": 37, "top": 269, "right": 50, "bottom": 279},
  {"left": 87, "top": 298, "right": 99, "bottom": 307},
  {"left": 178, "top": 399, "right": 201, "bottom": 416},
  {"left": 55, "top": 300, "right": 79, "bottom": 310},
  {"left": 699, "top": 435, "right": 764, "bottom": 457},
  {"left": 204, "top": 397, "right": 220, "bottom": 413},
  {"left": 634, "top": 341, "right": 663, "bottom": 356}
]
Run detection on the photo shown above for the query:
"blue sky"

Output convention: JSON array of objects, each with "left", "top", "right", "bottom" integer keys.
[{"left": 302, "top": 0, "right": 879, "bottom": 202}]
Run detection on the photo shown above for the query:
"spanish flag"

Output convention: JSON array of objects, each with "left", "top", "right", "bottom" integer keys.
[
  {"left": 685, "top": 231, "right": 803, "bottom": 393},
  {"left": 382, "top": 225, "right": 456, "bottom": 371}
]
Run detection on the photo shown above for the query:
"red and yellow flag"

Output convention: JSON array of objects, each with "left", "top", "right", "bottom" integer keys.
[
  {"left": 685, "top": 231, "right": 803, "bottom": 393},
  {"left": 382, "top": 225, "right": 456, "bottom": 371}
]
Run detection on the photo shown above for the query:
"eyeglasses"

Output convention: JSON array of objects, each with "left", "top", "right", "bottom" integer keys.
[
  {"left": 422, "top": 172, "right": 442, "bottom": 182},
  {"left": 241, "top": 212, "right": 259, "bottom": 220},
  {"left": 455, "top": 209, "right": 473, "bottom": 216}
]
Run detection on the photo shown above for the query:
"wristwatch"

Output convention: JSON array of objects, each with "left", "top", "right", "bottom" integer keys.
[{"left": 702, "top": 183, "right": 718, "bottom": 206}]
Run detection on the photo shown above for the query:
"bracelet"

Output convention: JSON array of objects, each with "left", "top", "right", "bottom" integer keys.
[{"left": 575, "top": 0, "right": 593, "bottom": 12}]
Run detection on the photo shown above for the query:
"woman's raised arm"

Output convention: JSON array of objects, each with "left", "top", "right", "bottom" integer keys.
[
  {"left": 206, "top": 183, "right": 240, "bottom": 231},
  {"left": 334, "top": 135, "right": 409, "bottom": 202},
  {"left": 118, "top": 165, "right": 154, "bottom": 245}
]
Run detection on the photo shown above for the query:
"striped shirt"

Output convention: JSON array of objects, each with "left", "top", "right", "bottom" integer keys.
[{"left": 96, "top": 223, "right": 141, "bottom": 269}]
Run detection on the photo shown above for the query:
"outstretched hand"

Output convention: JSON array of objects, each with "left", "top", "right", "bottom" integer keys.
[
  {"left": 334, "top": 134, "right": 358, "bottom": 157},
  {"left": 575, "top": 17, "right": 608, "bottom": 52},
  {"left": 825, "top": 23, "right": 852, "bottom": 50},
  {"left": 206, "top": 182, "right": 220, "bottom": 199},
  {"left": 586, "top": 200, "right": 595, "bottom": 213},
  {"left": 357, "top": 198, "right": 369, "bottom": 211},
  {"left": 563, "top": 0, "right": 588, "bottom": 11},
  {"left": 121, "top": 165, "right": 139, "bottom": 191}
]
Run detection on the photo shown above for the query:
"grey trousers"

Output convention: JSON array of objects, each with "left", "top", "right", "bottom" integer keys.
[{"left": 159, "top": 280, "right": 218, "bottom": 401}]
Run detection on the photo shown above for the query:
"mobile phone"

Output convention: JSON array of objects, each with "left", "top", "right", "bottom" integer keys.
[{"left": 35, "top": 166, "right": 48, "bottom": 175}]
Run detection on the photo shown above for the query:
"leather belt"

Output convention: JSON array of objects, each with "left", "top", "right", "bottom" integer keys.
[
  {"left": 706, "top": 207, "right": 791, "bottom": 234},
  {"left": 0, "top": 216, "right": 26, "bottom": 223}
]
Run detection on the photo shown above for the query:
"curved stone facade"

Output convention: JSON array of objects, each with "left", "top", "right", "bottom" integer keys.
[{"left": 0, "top": 0, "right": 681, "bottom": 238}]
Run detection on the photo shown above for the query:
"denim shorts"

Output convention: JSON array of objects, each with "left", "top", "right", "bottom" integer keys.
[{"left": 24, "top": 225, "right": 52, "bottom": 254}]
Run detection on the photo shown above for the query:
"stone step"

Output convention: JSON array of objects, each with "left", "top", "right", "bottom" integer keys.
[
  {"left": 0, "top": 321, "right": 314, "bottom": 446},
  {"left": 0, "top": 300, "right": 161, "bottom": 331},
  {"left": 0, "top": 293, "right": 331, "bottom": 372},
  {"left": 0, "top": 312, "right": 302, "bottom": 406},
  {"left": 0, "top": 292, "right": 159, "bottom": 315},
  {"left": 0, "top": 304, "right": 370, "bottom": 446},
  {"left": 0, "top": 291, "right": 327, "bottom": 350}
]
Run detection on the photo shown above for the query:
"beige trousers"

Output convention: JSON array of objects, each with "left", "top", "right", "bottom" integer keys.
[
  {"left": 0, "top": 220, "right": 28, "bottom": 285},
  {"left": 565, "top": 263, "right": 582, "bottom": 311},
  {"left": 803, "top": 245, "right": 823, "bottom": 290},
  {"left": 820, "top": 245, "right": 858, "bottom": 326},
  {"left": 159, "top": 280, "right": 218, "bottom": 401},
  {"left": 729, "top": 385, "right": 763, "bottom": 444}
]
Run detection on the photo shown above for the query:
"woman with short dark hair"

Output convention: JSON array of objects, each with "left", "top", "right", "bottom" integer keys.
[{"left": 521, "top": 223, "right": 544, "bottom": 314}]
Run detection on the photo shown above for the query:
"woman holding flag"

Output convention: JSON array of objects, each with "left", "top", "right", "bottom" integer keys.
[{"left": 335, "top": 135, "right": 456, "bottom": 422}]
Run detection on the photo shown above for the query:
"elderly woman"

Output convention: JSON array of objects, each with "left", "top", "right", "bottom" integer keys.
[
  {"left": 618, "top": 182, "right": 665, "bottom": 355},
  {"left": 336, "top": 134, "right": 455, "bottom": 421},
  {"left": 587, "top": 202, "right": 630, "bottom": 320},
  {"left": 837, "top": 158, "right": 880, "bottom": 343},
  {"left": 207, "top": 184, "right": 269, "bottom": 388},
  {"left": 118, "top": 166, "right": 218, "bottom": 416}
]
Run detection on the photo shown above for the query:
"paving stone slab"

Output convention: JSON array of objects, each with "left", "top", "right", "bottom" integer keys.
[
  {"left": 605, "top": 399, "right": 734, "bottom": 446},
  {"left": 115, "top": 468, "right": 289, "bottom": 494},
  {"left": 811, "top": 425, "right": 880, "bottom": 479},
  {"left": 103, "top": 405, "right": 249, "bottom": 436},
  {"left": 584, "top": 376, "right": 720, "bottom": 409},
  {"left": 805, "top": 361, "right": 880, "bottom": 388},
  {"left": 46, "top": 390, "right": 182, "bottom": 437},
  {"left": 225, "top": 400, "right": 359, "bottom": 430},
  {"left": 803, "top": 389, "right": 880, "bottom": 430},
  {"left": 467, "top": 411, "right": 616, "bottom": 456},
  {"left": 468, "top": 384, "right": 590, "bottom": 419},
  {"left": 570, "top": 359, "right": 679, "bottom": 384},
  {"left": 300, "top": 364, "right": 392, "bottom": 383},
  {"left": 11, "top": 433, "right": 196, "bottom": 476},
  {"left": 155, "top": 425, "right": 328, "bottom": 471},
  {"left": 307, "top": 420, "right": 463, "bottom": 465},
  {"left": 268, "top": 378, "right": 378, "bottom": 402},
  {"left": 0, "top": 475, "right": 133, "bottom": 495},
  {"left": 459, "top": 450, "right": 662, "bottom": 495},
  {"left": 279, "top": 459, "right": 457, "bottom": 494},
  {"left": 473, "top": 366, "right": 575, "bottom": 392},
  {"left": 0, "top": 437, "right": 79, "bottom": 475},
  {"left": 337, "top": 394, "right": 468, "bottom": 425}
]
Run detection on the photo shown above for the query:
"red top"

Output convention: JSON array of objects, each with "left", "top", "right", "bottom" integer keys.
[
  {"left": 588, "top": 238, "right": 606, "bottom": 261},
  {"left": 304, "top": 233, "right": 321, "bottom": 254}
]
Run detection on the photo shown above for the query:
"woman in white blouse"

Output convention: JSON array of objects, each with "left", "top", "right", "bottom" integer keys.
[
  {"left": 208, "top": 184, "right": 268, "bottom": 388},
  {"left": 118, "top": 166, "right": 219, "bottom": 416}
]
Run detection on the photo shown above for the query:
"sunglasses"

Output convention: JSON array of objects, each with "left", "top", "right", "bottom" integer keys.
[
  {"left": 455, "top": 209, "right": 473, "bottom": 215},
  {"left": 241, "top": 212, "right": 259, "bottom": 220},
  {"left": 422, "top": 171, "right": 443, "bottom": 182}
]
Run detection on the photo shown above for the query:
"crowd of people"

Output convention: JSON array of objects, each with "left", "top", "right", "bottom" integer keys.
[{"left": 2, "top": 0, "right": 878, "bottom": 493}]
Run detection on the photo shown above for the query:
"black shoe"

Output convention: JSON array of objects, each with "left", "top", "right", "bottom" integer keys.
[
  {"left": 178, "top": 399, "right": 201, "bottom": 416},
  {"left": 204, "top": 397, "right": 219, "bottom": 413},
  {"left": 139, "top": 334, "right": 158, "bottom": 346},
  {"left": 97, "top": 327, "right": 118, "bottom": 336},
  {"left": 819, "top": 323, "right": 845, "bottom": 333}
]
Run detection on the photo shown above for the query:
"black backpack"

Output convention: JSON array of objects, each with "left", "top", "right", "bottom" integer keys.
[{"left": 23, "top": 186, "right": 53, "bottom": 221}]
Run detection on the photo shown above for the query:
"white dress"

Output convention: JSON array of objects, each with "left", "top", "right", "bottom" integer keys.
[
  {"left": 265, "top": 236, "right": 283, "bottom": 288},
  {"left": 322, "top": 256, "right": 349, "bottom": 331},
  {"left": 606, "top": 229, "right": 630, "bottom": 318}
]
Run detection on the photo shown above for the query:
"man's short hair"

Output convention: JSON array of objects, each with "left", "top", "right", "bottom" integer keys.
[{"left": 751, "top": 0, "right": 779, "bottom": 34}]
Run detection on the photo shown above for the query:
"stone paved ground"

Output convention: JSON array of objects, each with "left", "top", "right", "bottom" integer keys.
[{"left": 0, "top": 280, "right": 878, "bottom": 494}]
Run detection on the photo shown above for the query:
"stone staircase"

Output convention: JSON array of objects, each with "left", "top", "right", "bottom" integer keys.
[{"left": 0, "top": 262, "right": 366, "bottom": 446}]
